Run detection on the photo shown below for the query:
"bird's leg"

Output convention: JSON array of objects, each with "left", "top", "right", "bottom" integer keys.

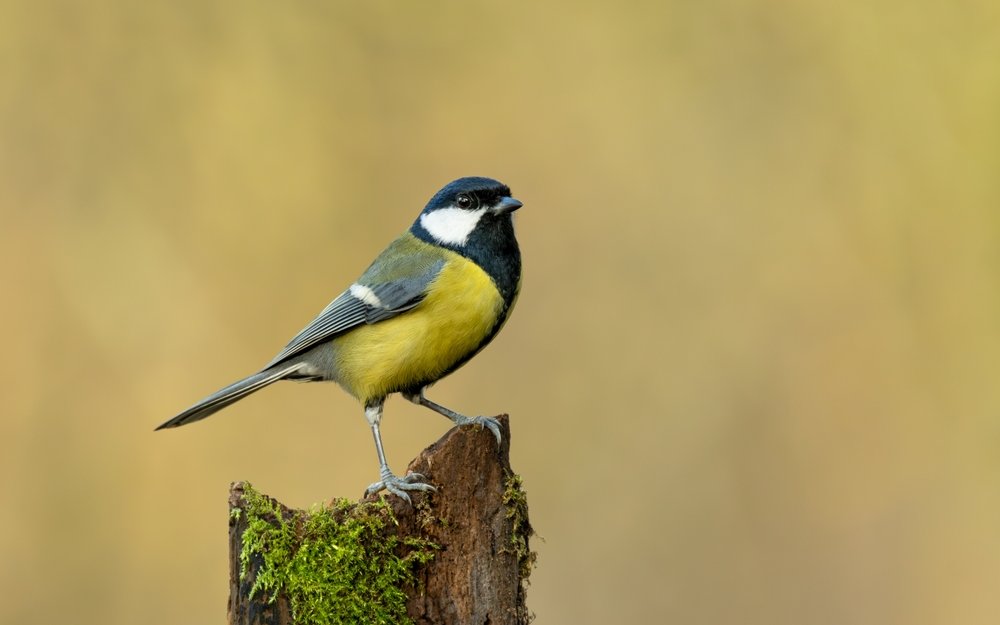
[
  {"left": 362, "top": 401, "right": 435, "bottom": 503},
  {"left": 403, "top": 389, "right": 502, "bottom": 445}
]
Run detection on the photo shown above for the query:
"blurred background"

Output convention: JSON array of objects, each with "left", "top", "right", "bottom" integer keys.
[{"left": 2, "top": 0, "right": 1000, "bottom": 623}]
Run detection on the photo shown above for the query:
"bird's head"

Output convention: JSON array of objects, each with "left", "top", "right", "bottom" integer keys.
[{"left": 412, "top": 177, "right": 522, "bottom": 248}]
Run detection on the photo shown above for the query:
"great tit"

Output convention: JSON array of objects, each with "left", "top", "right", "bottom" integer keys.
[{"left": 156, "top": 177, "right": 522, "bottom": 501}]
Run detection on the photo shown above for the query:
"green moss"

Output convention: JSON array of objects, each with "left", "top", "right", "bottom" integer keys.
[
  {"left": 235, "top": 484, "right": 436, "bottom": 625},
  {"left": 502, "top": 473, "right": 537, "bottom": 582}
]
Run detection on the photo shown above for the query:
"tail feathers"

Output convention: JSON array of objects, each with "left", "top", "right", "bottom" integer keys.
[{"left": 155, "top": 363, "right": 305, "bottom": 430}]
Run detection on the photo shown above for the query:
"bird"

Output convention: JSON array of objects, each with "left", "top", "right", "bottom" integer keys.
[{"left": 156, "top": 176, "right": 523, "bottom": 501}]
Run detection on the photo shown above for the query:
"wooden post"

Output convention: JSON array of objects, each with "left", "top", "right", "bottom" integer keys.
[{"left": 228, "top": 415, "right": 534, "bottom": 625}]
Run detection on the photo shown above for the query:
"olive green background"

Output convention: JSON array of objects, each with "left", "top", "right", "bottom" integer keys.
[{"left": 3, "top": 1, "right": 1000, "bottom": 623}]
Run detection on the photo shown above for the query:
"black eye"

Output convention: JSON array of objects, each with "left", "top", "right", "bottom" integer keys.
[{"left": 456, "top": 193, "right": 475, "bottom": 209}]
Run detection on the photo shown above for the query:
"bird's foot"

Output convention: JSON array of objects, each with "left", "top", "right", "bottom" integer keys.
[
  {"left": 365, "top": 468, "right": 435, "bottom": 503},
  {"left": 401, "top": 391, "right": 503, "bottom": 446},
  {"left": 453, "top": 415, "right": 502, "bottom": 445}
]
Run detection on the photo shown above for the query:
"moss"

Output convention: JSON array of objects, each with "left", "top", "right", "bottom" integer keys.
[
  {"left": 234, "top": 484, "right": 437, "bottom": 625},
  {"left": 502, "top": 473, "right": 537, "bottom": 582}
]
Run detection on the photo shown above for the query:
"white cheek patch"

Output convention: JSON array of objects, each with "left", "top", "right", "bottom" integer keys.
[
  {"left": 419, "top": 207, "right": 487, "bottom": 246},
  {"left": 349, "top": 283, "right": 383, "bottom": 308}
]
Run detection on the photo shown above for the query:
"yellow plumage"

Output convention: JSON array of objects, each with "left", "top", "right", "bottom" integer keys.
[{"left": 331, "top": 250, "right": 504, "bottom": 404}]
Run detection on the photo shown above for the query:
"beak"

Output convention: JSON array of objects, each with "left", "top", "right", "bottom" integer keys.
[{"left": 492, "top": 196, "right": 523, "bottom": 215}]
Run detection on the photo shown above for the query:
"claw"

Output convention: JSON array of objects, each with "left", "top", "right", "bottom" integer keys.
[
  {"left": 365, "top": 470, "right": 436, "bottom": 503},
  {"left": 456, "top": 415, "right": 502, "bottom": 445}
]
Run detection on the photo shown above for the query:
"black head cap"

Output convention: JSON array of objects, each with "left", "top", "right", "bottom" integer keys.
[{"left": 422, "top": 177, "right": 514, "bottom": 213}]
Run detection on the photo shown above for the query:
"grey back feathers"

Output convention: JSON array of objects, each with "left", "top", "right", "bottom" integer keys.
[{"left": 264, "top": 256, "right": 446, "bottom": 369}]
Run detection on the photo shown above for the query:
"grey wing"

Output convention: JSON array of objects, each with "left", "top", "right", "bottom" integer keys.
[{"left": 263, "top": 259, "right": 445, "bottom": 368}]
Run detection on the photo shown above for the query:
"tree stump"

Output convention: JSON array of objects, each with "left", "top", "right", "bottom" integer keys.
[{"left": 228, "top": 415, "right": 535, "bottom": 625}]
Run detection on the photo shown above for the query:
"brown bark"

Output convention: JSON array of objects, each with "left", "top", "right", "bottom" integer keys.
[{"left": 228, "top": 415, "right": 534, "bottom": 625}]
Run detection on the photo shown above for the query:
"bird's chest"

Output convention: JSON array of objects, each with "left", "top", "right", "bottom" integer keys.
[
  {"left": 412, "top": 257, "right": 506, "bottom": 356},
  {"left": 332, "top": 257, "right": 505, "bottom": 401}
]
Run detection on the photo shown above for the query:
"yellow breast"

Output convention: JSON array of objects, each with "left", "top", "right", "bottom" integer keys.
[{"left": 330, "top": 252, "right": 504, "bottom": 404}]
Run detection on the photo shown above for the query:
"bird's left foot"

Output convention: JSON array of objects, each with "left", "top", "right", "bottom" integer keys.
[
  {"left": 402, "top": 391, "right": 503, "bottom": 445},
  {"left": 453, "top": 415, "right": 502, "bottom": 445},
  {"left": 365, "top": 468, "right": 435, "bottom": 504}
]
